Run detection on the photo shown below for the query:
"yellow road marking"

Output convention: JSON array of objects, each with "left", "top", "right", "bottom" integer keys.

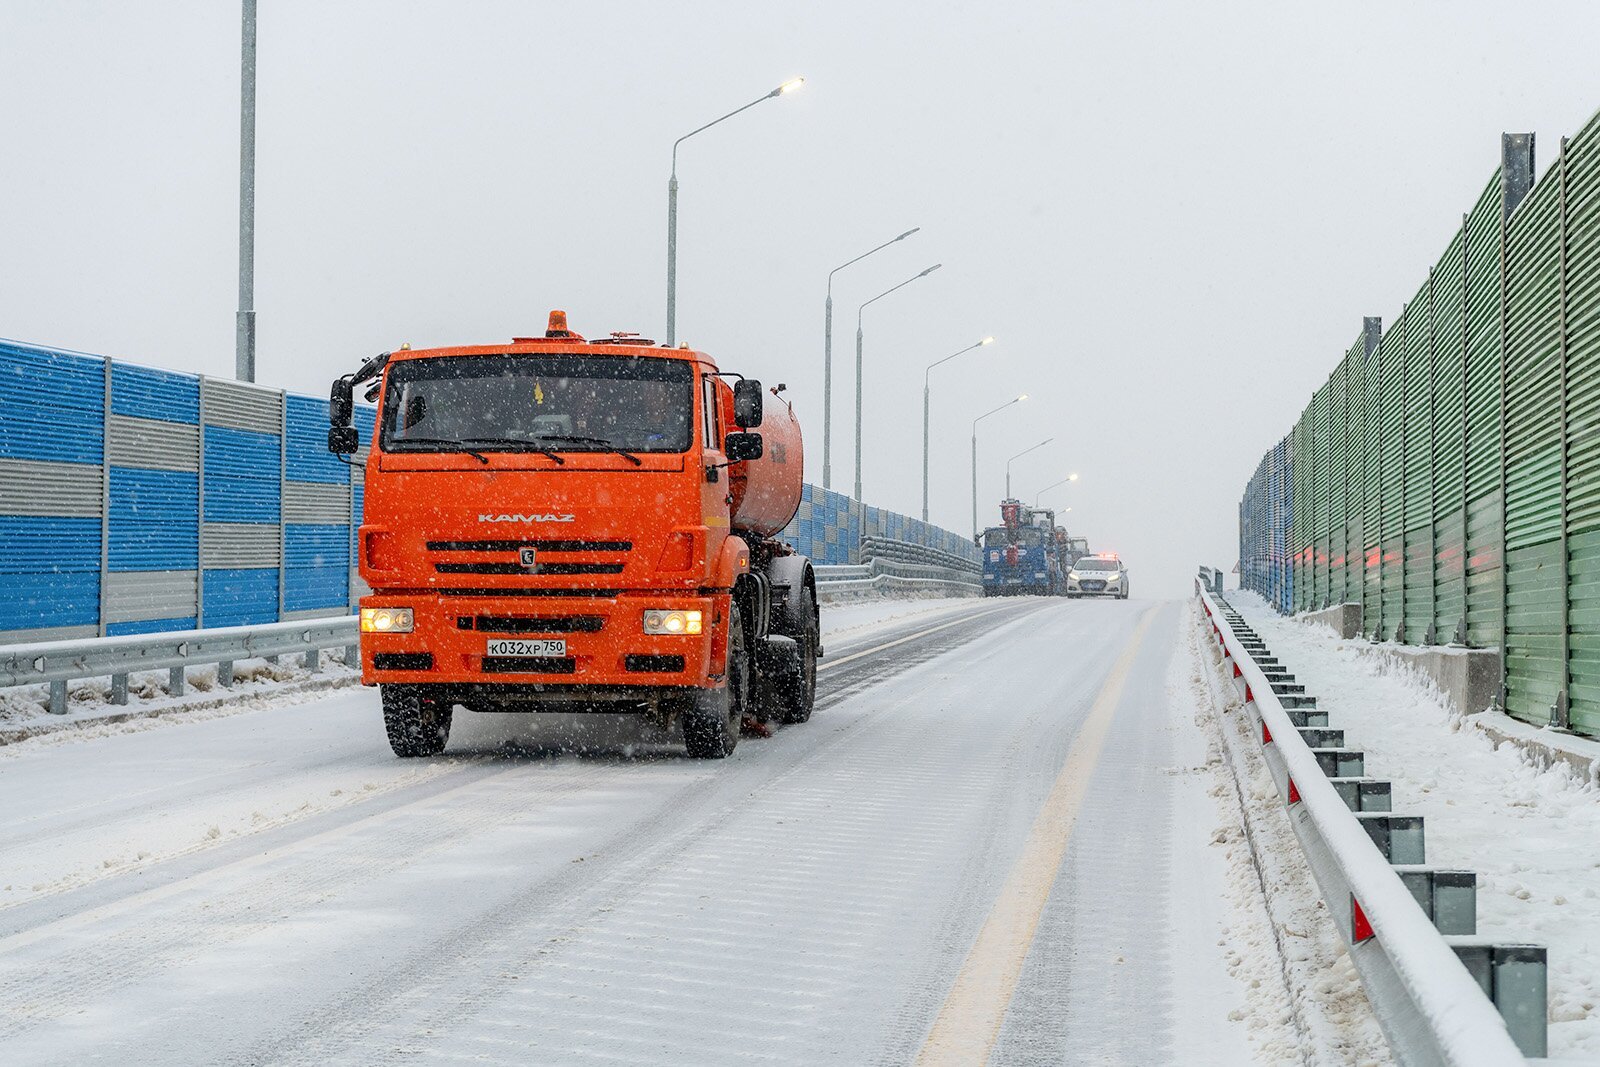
[
  {"left": 816, "top": 605, "right": 1023, "bottom": 673},
  {"left": 914, "top": 607, "right": 1159, "bottom": 1066}
]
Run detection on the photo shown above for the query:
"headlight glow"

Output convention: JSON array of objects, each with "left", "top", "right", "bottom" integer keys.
[
  {"left": 360, "top": 607, "right": 414, "bottom": 633},
  {"left": 643, "top": 609, "right": 703, "bottom": 635}
]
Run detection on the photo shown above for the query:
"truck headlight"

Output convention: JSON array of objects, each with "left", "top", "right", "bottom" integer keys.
[
  {"left": 360, "top": 607, "right": 414, "bottom": 633},
  {"left": 643, "top": 609, "right": 703, "bottom": 635}
]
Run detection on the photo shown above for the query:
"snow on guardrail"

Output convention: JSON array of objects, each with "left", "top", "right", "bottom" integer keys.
[{"left": 1197, "top": 582, "right": 1533, "bottom": 1066}]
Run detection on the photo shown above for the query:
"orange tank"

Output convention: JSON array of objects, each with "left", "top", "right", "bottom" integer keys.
[{"left": 724, "top": 383, "right": 803, "bottom": 538}]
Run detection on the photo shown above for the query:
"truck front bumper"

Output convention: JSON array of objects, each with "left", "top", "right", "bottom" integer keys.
[{"left": 358, "top": 592, "right": 722, "bottom": 697}]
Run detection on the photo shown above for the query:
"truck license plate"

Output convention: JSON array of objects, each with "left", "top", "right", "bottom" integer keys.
[{"left": 485, "top": 639, "right": 566, "bottom": 657}]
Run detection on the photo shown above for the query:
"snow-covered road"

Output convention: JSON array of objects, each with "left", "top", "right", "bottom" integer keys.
[{"left": 0, "top": 598, "right": 1290, "bottom": 1065}]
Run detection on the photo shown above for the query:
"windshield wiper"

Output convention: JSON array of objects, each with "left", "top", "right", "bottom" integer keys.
[
  {"left": 391, "top": 437, "right": 489, "bottom": 464},
  {"left": 532, "top": 435, "right": 643, "bottom": 466},
  {"left": 456, "top": 438, "right": 568, "bottom": 465}
]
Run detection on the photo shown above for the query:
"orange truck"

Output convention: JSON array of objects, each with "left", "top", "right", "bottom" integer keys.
[{"left": 327, "top": 311, "right": 820, "bottom": 759}]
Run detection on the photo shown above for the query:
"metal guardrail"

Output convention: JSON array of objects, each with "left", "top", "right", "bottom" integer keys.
[
  {"left": 0, "top": 556, "right": 979, "bottom": 716},
  {"left": 0, "top": 617, "right": 358, "bottom": 715},
  {"left": 1197, "top": 582, "right": 1541, "bottom": 1065}
]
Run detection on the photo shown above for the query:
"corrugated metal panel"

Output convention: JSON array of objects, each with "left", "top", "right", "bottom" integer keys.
[
  {"left": 1464, "top": 172, "right": 1504, "bottom": 649},
  {"left": 1564, "top": 110, "right": 1600, "bottom": 734},
  {"left": 202, "top": 567, "right": 279, "bottom": 627},
  {"left": 1311, "top": 382, "right": 1329, "bottom": 608},
  {"left": 1378, "top": 311, "right": 1407, "bottom": 638},
  {"left": 285, "top": 395, "right": 349, "bottom": 485},
  {"left": 109, "top": 467, "right": 198, "bottom": 571},
  {"left": 108, "top": 415, "right": 199, "bottom": 472},
  {"left": 103, "top": 570, "right": 199, "bottom": 624},
  {"left": 107, "top": 616, "right": 199, "bottom": 636},
  {"left": 203, "top": 378, "right": 283, "bottom": 434},
  {"left": 0, "top": 457, "right": 102, "bottom": 517},
  {"left": 0, "top": 342, "right": 105, "bottom": 464},
  {"left": 1403, "top": 278, "right": 1435, "bottom": 643},
  {"left": 1359, "top": 335, "right": 1383, "bottom": 636},
  {"left": 1502, "top": 161, "right": 1564, "bottom": 722},
  {"left": 1328, "top": 356, "right": 1348, "bottom": 607},
  {"left": 110, "top": 363, "right": 199, "bottom": 424},
  {"left": 284, "top": 480, "right": 351, "bottom": 525},
  {"left": 0, "top": 623, "right": 98, "bottom": 645},
  {"left": 203, "top": 425, "right": 281, "bottom": 523},
  {"left": 284, "top": 523, "right": 349, "bottom": 612},
  {"left": 0, "top": 514, "right": 100, "bottom": 631},
  {"left": 202, "top": 522, "right": 281, "bottom": 568},
  {"left": 1432, "top": 227, "right": 1468, "bottom": 643}
]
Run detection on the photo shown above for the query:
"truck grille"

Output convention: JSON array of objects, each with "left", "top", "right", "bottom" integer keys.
[
  {"left": 469, "top": 614, "right": 605, "bottom": 633},
  {"left": 481, "top": 656, "right": 577, "bottom": 674},
  {"left": 427, "top": 539, "right": 632, "bottom": 578},
  {"left": 434, "top": 561, "right": 624, "bottom": 575}
]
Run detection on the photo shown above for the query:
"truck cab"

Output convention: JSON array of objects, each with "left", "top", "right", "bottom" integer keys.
[{"left": 329, "top": 312, "right": 819, "bottom": 759}]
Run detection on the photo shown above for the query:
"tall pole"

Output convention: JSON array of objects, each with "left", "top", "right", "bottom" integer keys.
[
  {"left": 235, "top": 0, "right": 257, "bottom": 382},
  {"left": 665, "top": 78, "right": 803, "bottom": 347},
  {"left": 1005, "top": 437, "right": 1054, "bottom": 498},
  {"left": 824, "top": 227, "right": 919, "bottom": 490},
  {"left": 923, "top": 337, "right": 994, "bottom": 523},
  {"left": 854, "top": 263, "right": 941, "bottom": 501},
  {"left": 971, "top": 394, "right": 1026, "bottom": 542},
  {"left": 854, "top": 322, "right": 864, "bottom": 500},
  {"left": 823, "top": 293, "right": 833, "bottom": 487},
  {"left": 666, "top": 172, "right": 678, "bottom": 346}
]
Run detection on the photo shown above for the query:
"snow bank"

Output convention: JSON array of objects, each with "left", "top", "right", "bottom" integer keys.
[{"left": 1232, "top": 590, "right": 1600, "bottom": 1060}]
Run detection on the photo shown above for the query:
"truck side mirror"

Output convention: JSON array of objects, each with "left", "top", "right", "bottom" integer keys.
[
  {"left": 328, "top": 425, "right": 359, "bottom": 455},
  {"left": 733, "top": 379, "right": 764, "bottom": 428},
  {"left": 723, "top": 431, "right": 763, "bottom": 462},
  {"left": 330, "top": 377, "right": 354, "bottom": 426}
]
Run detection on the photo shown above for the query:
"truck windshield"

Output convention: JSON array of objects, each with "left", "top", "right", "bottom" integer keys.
[
  {"left": 380, "top": 354, "right": 694, "bottom": 455},
  {"left": 1015, "top": 528, "right": 1046, "bottom": 546}
]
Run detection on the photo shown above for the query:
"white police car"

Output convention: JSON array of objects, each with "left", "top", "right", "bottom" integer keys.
[{"left": 1066, "top": 554, "right": 1129, "bottom": 599}]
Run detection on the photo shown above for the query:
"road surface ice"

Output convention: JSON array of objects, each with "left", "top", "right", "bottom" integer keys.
[{"left": 0, "top": 597, "right": 1360, "bottom": 1064}]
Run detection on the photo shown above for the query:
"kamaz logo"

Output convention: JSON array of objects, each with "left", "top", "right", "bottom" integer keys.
[{"left": 477, "top": 513, "right": 576, "bottom": 523}]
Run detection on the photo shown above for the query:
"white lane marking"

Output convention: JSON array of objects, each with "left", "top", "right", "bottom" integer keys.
[
  {"left": 914, "top": 606, "right": 1159, "bottom": 1067},
  {"left": 816, "top": 605, "right": 1026, "bottom": 673}
]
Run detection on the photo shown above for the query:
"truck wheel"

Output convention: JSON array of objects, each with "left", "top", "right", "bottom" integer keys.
[
  {"left": 684, "top": 601, "right": 747, "bottom": 759},
  {"left": 381, "top": 685, "right": 451, "bottom": 757},
  {"left": 778, "top": 585, "right": 818, "bottom": 725}
]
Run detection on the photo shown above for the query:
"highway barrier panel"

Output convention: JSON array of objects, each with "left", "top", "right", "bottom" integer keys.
[{"left": 1198, "top": 580, "right": 1545, "bottom": 1061}]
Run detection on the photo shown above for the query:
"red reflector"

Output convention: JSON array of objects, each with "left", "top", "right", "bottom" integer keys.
[
  {"left": 1352, "top": 897, "right": 1374, "bottom": 942},
  {"left": 1233, "top": 661, "right": 1242, "bottom": 678},
  {"left": 1288, "top": 777, "right": 1300, "bottom": 803},
  {"left": 1245, "top": 684, "right": 1254, "bottom": 703},
  {"left": 1262, "top": 722, "right": 1273, "bottom": 744}
]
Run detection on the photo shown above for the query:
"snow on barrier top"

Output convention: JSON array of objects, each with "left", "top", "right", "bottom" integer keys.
[{"left": 1197, "top": 583, "right": 1528, "bottom": 1067}]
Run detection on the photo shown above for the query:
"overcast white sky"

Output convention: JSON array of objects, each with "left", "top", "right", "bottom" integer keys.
[{"left": 4, "top": 0, "right": 1599, "bottom": 595}]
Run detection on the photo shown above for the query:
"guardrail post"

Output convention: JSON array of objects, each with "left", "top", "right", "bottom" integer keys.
[
  {"left": 304, "top": 649, "right": 320, "bottom": 673},
  {"left": 1397, "top": 868, "right": 1476, "bottom": 935},
  {"left": 1356, "top": 812, "right": 1426, "bottom": 864},
  {"left": 110, "top": 672, "right": 129, "bottom": 706},
  {"left": 218, "top": 660, "right": 234, "bottom": 689},
  {"left": 49, "top": 680, "right": 68, "bottom": 715},
  {"left": 1451, "top": 942, "right": 1548, "bottom": 1058},
  {"left": 168, "top": 666, "right": 186, "bottom": 696}
]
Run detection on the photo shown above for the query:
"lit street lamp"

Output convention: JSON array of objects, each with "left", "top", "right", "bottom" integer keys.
[
  {"left": 924, "top": 337, "right": 995, "bottom": 523},
  {"left": 971, "top": 394, "right": 1027, "bottom": 541},
  {"left": 1034, "top": 473, "right": 1079, "bottom": 506},
  {"left": 855, "top": 264, "right": 942, "bottom": 500},
  {"left": 666, "top": 77, "right": 804, "bottom": 346},
  {"left": 823, "top": 227, "right": 920, "bottom": 490},
  {"left": 1005, "top": 438, "right": 1054, "bottom": 498}
]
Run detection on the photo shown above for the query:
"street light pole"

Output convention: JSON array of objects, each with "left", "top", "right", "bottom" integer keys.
[
  {"left": 235, "top": 0, "right": 257, "bottom": 382},
  {"left": 824, "top": 228, "right": 919, "bottom": 489},
  {"left": 923, "top": 336, "right": 994, "bottom": 523},
  {"left": 971, "top": 394, "right": 1027, "bottom": 541},
  {"left": 855, "top": 263, "right": 942, "bottom": 500},
  {"left": 666, "top": 77, "right": 803, "bottom": 347},
  {"left": 1033, "top": 473, "right": 1079, "bottom": 506},
  {"left": 1006, "top": 438, "right": 1054, "bottom": 498}
]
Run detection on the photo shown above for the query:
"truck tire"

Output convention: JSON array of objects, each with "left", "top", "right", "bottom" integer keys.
[
  {"left": 684, "top": 601, "right": 747, "bottom": 759},
  {"left": 381, "top": 685, "right": 451, "bottom": 757},
  {"left": 777, "top": 584, "right": 818, "bottom": 724}
]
